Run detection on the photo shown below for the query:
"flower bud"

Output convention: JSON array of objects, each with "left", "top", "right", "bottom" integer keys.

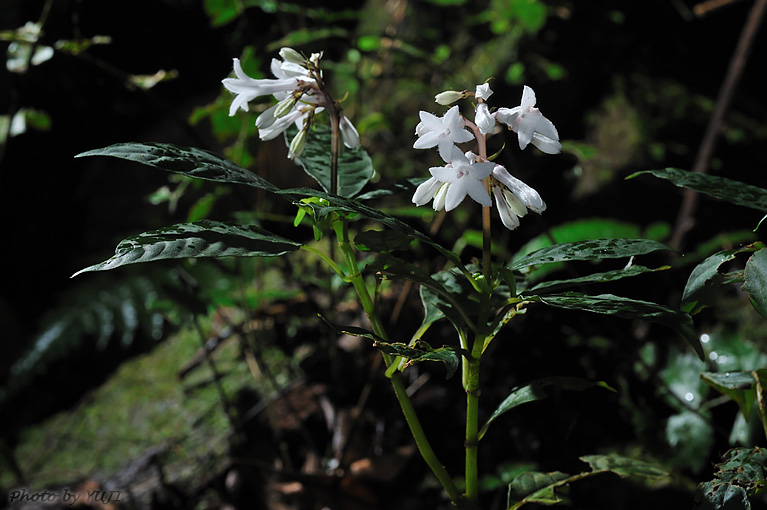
[
  {"left": 309, "top": 52, "right": 323, "bottom": 65},
  {"left": 279, "top": 47, "right": 305, "bottom": 65},
  {"left": 288, "top": 128, "right": 307, "bottom": 160},
  {"left": 274, "top": 95, "right": 298, "bottom": 118},
  {"left": 434, "top": 90, "right": 465, "bottom": 106}
]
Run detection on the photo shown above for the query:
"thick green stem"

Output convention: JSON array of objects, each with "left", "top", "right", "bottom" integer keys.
[{"left": 464, "top": 333, "right": 485, "bottom": 508}]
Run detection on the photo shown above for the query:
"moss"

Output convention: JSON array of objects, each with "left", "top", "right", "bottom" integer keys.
[{"left": 6, "top": 320, "right": 255, "bottom": 489}]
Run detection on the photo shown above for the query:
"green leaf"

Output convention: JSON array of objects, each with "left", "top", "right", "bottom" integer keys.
[
  {"left": 76, "top": 142, "right": 280, "bottom": 192},
  {"left": 530, "top": 265, "right": 669, "bottom": 294},
  {"left": 743, "top": 248, "right": 767, "bottom": 319},
  {"left": 480, "top": 377, "right": 613, "bottom": 440},
  {"left": 287, "top": 123, "right": 374, "bottom": 198},
  {"left": 695, "top": 447, "right": 767, "bottom": 510},
  {"left": 701, "top": 371, "right": 761, "bottom": 420},
  {"left": 507, "top": 455, "right": 667, "bottom": 510},
  {"left": 374, "top": 340, "right": 463, "bottom": 379},
  {"left": 580, "top": 455, "right": 668, "bottom": 479},
  {"left": 76, "top": 143, "right": 461, "bottom": 269},
  {"left": 73, "top": 220, "right": 301, "bottom": 277},
  {"left": 509, "top": 239, "right": 672, "bottom": 271},
  {"left": 537, "top": 293, "right": 703, "bottom": 360},
  {"left": 628, "top": 168, "right": 767, "bottom": 213},
  {"left": 681, "top": 243, "right": 763, "bottom": 314},
  {"left": 507, "top": 471, "right": 572, "bottom": 508}
]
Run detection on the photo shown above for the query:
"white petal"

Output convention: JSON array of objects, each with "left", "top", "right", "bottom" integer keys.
[
  {"left": 494, "top": 107, "right": 520, "bottom": 127},
  {"left": 418, "top": 111, "right": 443, "bottom": 131},
  {"left": 469, "top": 161, "right": 495, "bottom": 180},
  {"left": 433, "top": 183, "right": 449, "bottom": 211},
  {"left": 475, "top": 103, "right": 495, "bottom": 135},
  {"left": 444, "top": 180, "right": 468, "bottom": 211},
  {"left": 475, "top": 83, "right": 493, "bottom": 101},
  {"left": 502, "top": 188, "right": 529, "bottom": 217},
  {"left": 531, "top": 133, "right": 562, "bottom": 154},
  {"left": 493, "top": 187, "right": 520, "bottom": 230},
  {"left": 340, "top": 115, "right": 360, "bottom": 148},
  {"left": 442, "top": 105, "right": 461, "bottom": 127},
  {"left": 437, "top": 140, "right": 458, "bottom": 163},
  {"left": 430, "top": 165, "right": 460, "bottom": 183},
  {"left": 521, "top": 85, "right": 536, "bottom": 109},
  {"left": 516, "top": 123, "right": 534, "bottom": 149},
  {"left": 465, "top": 178, "right": 492, "bottom": 207},
  {"left": 413, "top": 131, "right": 441, "bottom": 150},
  {"left": 413, "top": 177, "right": 442, "bottom": 205}
]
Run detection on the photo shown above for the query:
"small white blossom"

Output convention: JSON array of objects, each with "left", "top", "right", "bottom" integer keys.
[
  {"left": 495, "top": 85, "right": 561, "bottom": 154},
  {"left": 413, "top": 106, "right": 475, "bottom": 162},
  {"left": 412, "top": 146, "right": 493, "bottom": 211},
  {"left": 475, "top": 83, "right": 493, "bottom": 101}
]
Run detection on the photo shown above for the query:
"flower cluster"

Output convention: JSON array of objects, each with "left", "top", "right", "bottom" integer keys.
[
  {"left": 412, "top": 83, "right": 560, "bottom": 230},
  {"left": 223, "top": 48, "right": 359, "bottom": 159}
]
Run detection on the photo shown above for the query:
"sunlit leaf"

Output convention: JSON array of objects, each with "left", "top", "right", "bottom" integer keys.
[
  {"left": 628, "top": 168, "right": 767, "bottom": 213},
  {"left": 530, "top": 265, "right": 668, "bottom": 294},
  {"left": 73, "top": 221, "right": 301, "bottom": 277},
  {"left": 76, "top": 142, "right": 280, "bottom": 192},
  {"left": 509, "top": 239, "right": 671, "bottom": 271}
]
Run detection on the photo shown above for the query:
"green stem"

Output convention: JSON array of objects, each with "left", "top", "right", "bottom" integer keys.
[
  {"left": 464, "top": 333, "right": 485, "bottom": 508},
  {"left": 336, "top": 217, "right": 459, "bottom": 503}
]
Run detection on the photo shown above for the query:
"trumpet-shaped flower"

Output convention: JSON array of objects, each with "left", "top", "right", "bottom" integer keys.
[
  {"left": 414, "top": 106, "right": 475, "bottom": 162},
  {"left": 412, "top": 146, "right": 493, "bottom": 211},
  {"left": 222, "top": 58, "right": 312, "bottom": 117},
  {"left": 495, "top": 85, "right": 561, "bottom": 154},
  {"left": 491, "top": 165, "right": 546, "bottom": 230}
]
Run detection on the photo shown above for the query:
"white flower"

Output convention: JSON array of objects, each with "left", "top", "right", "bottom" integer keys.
[
  {"left": 495, "top": 85, "right": 561, "bottom": 154},
  {"left": 475, "top": 103, "right": 495, "bottom": 135},
  {"left": 413, "top": 105, "right": 475, "bottom": 162},
  {"left": 222, "top": 58, "right": 309, "bottom": 116},
  {"left": 255, "top": 103, "right": 318, "bottom": 141},
  {"left": 412, "top": 146, "right": 493, "bottom": 211},
  {"left": 491, "top": 165, "right": 546, "bottom": 230},
  {"left": 475, "top": 83, "right": 493, "bottom": 101}
]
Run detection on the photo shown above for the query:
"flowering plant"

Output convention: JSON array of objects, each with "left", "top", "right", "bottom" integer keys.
[{"left": 74, "top": 48, "right": 704, "bottom": 509}]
